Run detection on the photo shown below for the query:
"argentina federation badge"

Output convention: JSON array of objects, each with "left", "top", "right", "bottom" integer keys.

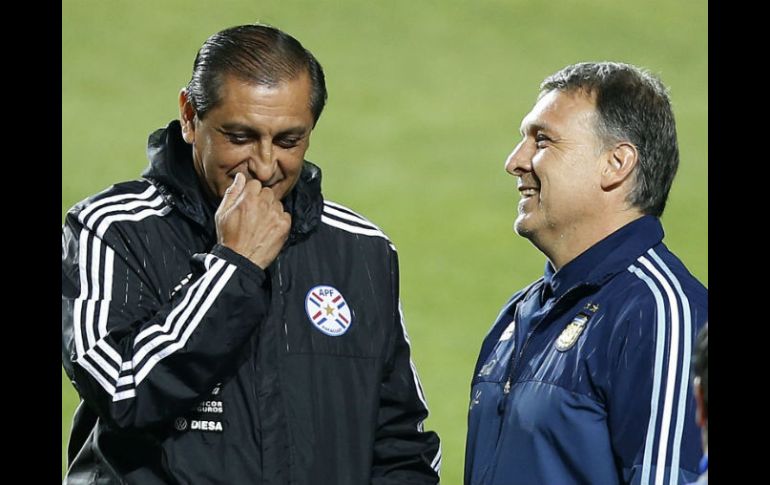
[
  {"left": 305, "top": 285, "right": 353, "bottom": 336},
  {"left": 555, "top": 313, "right": 589, "bottom": 351}
]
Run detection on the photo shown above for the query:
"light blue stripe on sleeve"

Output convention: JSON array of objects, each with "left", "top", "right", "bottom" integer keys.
[{"left": 628, "top": 264, "right": 668, "bottom": 485}]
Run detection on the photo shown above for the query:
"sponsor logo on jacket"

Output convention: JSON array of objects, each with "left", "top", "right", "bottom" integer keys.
[
  {"left": 191, "top": 420, "right": 223, "bottom": 432},
  {"left": 173, "top": 417, "right": 224, "bottom": 433}
]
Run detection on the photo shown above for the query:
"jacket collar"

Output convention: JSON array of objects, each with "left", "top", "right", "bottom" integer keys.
[
  {"left": 543, "top": 215, "right": 665, "bottom": 300},
  {"left": 141, "top": 120, "right": 324, "bottom": 244}
]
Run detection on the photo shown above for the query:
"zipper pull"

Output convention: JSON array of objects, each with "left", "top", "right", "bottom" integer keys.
[{"left": 498, "top": 377, "right": 512, "bottom": 414}]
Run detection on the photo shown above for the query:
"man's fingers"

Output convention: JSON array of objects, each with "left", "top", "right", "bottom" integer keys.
[{"left": 218, "top": 173, "right": 245, "bottom": 213}]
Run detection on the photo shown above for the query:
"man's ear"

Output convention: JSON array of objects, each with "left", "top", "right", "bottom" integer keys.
[
  {"left": 600, "top": 142, "right": 638, "bottom": 191},
  {"left": 179, "top": 88, "right": 196, "bottom": 144}
]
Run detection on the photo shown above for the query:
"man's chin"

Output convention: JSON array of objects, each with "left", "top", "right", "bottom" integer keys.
[
  {"left": 515, "top": 218, "right": 544, "bottom": 245},
  {"left": 513, "top": 217, "right": 531, "bottom": 237}
]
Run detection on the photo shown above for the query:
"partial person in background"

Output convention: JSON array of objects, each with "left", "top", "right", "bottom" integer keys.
[
  {"left": 61, "top": 23, "right": 440, "bottom": 484},
  {"left": 464, "top": 62, "right": 707, "bottom": 485},
  {"left": 688, "top": 324, "right": 708, "bottom": 484}
]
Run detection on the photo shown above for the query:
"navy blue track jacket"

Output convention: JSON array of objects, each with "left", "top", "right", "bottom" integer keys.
[{"left": 465, "top": 216, "right": 707, "bottom": 485}]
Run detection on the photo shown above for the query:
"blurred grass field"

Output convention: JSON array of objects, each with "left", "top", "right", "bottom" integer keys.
[{"left": 62, "top": 0, "right": 707, "bottom": 481}]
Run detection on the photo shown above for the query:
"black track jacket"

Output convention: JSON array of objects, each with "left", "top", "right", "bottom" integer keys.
[{"left": 61, "top": 121, "right": 441, "bottom": 484}]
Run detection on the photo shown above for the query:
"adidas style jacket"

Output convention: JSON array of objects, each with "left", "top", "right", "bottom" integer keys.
[
  {"left": 61, "top": 121, "right": 441, "bottom": 484},
  {"left": 464, "top": 216, "right": 707, "bottom": 485}
]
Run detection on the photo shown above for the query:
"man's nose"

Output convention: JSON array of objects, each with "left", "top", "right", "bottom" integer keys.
[
  {"left": 504, "top": 141, "right": 532, "bottom": 176},
  {"left": 248, "top": 142, "right": 277, "bottom": 182}
]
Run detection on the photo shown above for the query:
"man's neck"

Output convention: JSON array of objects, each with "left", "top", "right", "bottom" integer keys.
[{"left": 539, "top": 211, "right": 644, "bottom": 271}]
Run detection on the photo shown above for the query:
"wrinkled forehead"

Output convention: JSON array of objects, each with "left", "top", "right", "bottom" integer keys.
[{"left": 210, "top": 70, "right": 313, "bottom": 109}]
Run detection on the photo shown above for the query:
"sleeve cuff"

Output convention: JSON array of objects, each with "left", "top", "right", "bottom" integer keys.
[{"left": 210, "top": 244, "right": 267, "bottom": 285}]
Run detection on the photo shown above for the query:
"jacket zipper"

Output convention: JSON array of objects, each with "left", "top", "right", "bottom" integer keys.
[
  {"left": 499, "top": 316, "right": 541, "bottom": 412},
  {"left": 274, "top": 252, "right": 295, "bottom": 481},
  {"left": 276, "top": 255, "right": 290, "bottom": 353},
  {"left": 486, "top": 284, "right": 591, "bottom": 484},
  {"left": 500, "top": 283, "right": 588, "bottom": 404}
]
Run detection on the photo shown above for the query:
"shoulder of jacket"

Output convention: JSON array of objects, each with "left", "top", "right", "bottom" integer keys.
[
  {"left": 66, "top": 179, "right": 172, "bottom": 237},
  {"left": 319, "top": 199, "right": 396, "bottom": 251},
  {"left": 591, "top": 257, "right": 705, "bottom": 336},
  {"left": 620, "top": 248, "right": 706, "bottom": 307}
]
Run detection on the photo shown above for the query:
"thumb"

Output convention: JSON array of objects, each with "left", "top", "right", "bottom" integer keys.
[{"left": 218, "top": 173, "right": 245, "bottom": 213}]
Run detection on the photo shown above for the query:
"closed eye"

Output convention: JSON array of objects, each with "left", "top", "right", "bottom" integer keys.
[
  {"left": 223, "top": 132, "right": 251, "bottom": 145},
  {"left": 276, "top": 137, "right": 302, "bottom": 149},
  {"left": 535, "top": 133, "right": 551, "bottom": 148}
]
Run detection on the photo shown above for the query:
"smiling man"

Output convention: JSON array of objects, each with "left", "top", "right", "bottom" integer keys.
[
  {"left": 464, "top": 62, "right": 707, "bottom": 485},
  {"left": 61, "top": 24, "right": 440, "bottom": 484}
]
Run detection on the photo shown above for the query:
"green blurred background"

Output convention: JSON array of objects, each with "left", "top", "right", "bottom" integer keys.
[{"left": 62, "top": 0, "right": 707, "bottom": 481}]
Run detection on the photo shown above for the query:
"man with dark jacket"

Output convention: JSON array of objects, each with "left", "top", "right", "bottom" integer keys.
[
  {"left": 62, "top": 23, "right": 440, "bottom": 484},
  {"left": 464, "top": 62, "right": 707, "bottom": 485}
]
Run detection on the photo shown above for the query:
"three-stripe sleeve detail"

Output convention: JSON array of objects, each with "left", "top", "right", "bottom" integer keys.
[
  {"left": 323, "top": 200, "right": 439, "bottom": 473},
  {"left": 627, "top": 251, "right": 693, "bottom": 485},
  {"left": 396, "top": 301, "right": 441, "bottom": 475},
  {"left": 72, "top": 184, "right": 237, "bottom": 402},
  {"left": 320, "top": 201, "right": 392, "bottom": 244}
]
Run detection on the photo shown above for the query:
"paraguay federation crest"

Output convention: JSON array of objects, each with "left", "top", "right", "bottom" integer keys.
[{"left": 305, "top": 285, "right": 353, "bottom": 336}]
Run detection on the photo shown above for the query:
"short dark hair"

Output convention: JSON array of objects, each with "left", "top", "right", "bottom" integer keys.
[
  {"left": 186, "top": 23, "right": 327, "bottom": 125},
  {"left": 692, "top": 323, "right": 708, "bottom": 415},
  {"left": 540, "top": 62, "right": 678, "bottom": 217}
]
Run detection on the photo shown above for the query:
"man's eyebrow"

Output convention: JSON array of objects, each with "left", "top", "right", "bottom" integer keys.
[
  {"left": 519, "top": 121, "right": 552, "bottom": 137},
  {"left": 219, "top": 123, "right": 258, "bottom": 134},
  {"left": 218, "top": 123, "right": 308, "bottom": 136},
  {"left": 275, "top": 127, "right": 310, "bottom": 136}
]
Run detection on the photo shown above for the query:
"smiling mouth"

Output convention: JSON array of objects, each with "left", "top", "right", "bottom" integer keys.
[{"left": 519, "top": 188, "right": 539, "bottom": 197}]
